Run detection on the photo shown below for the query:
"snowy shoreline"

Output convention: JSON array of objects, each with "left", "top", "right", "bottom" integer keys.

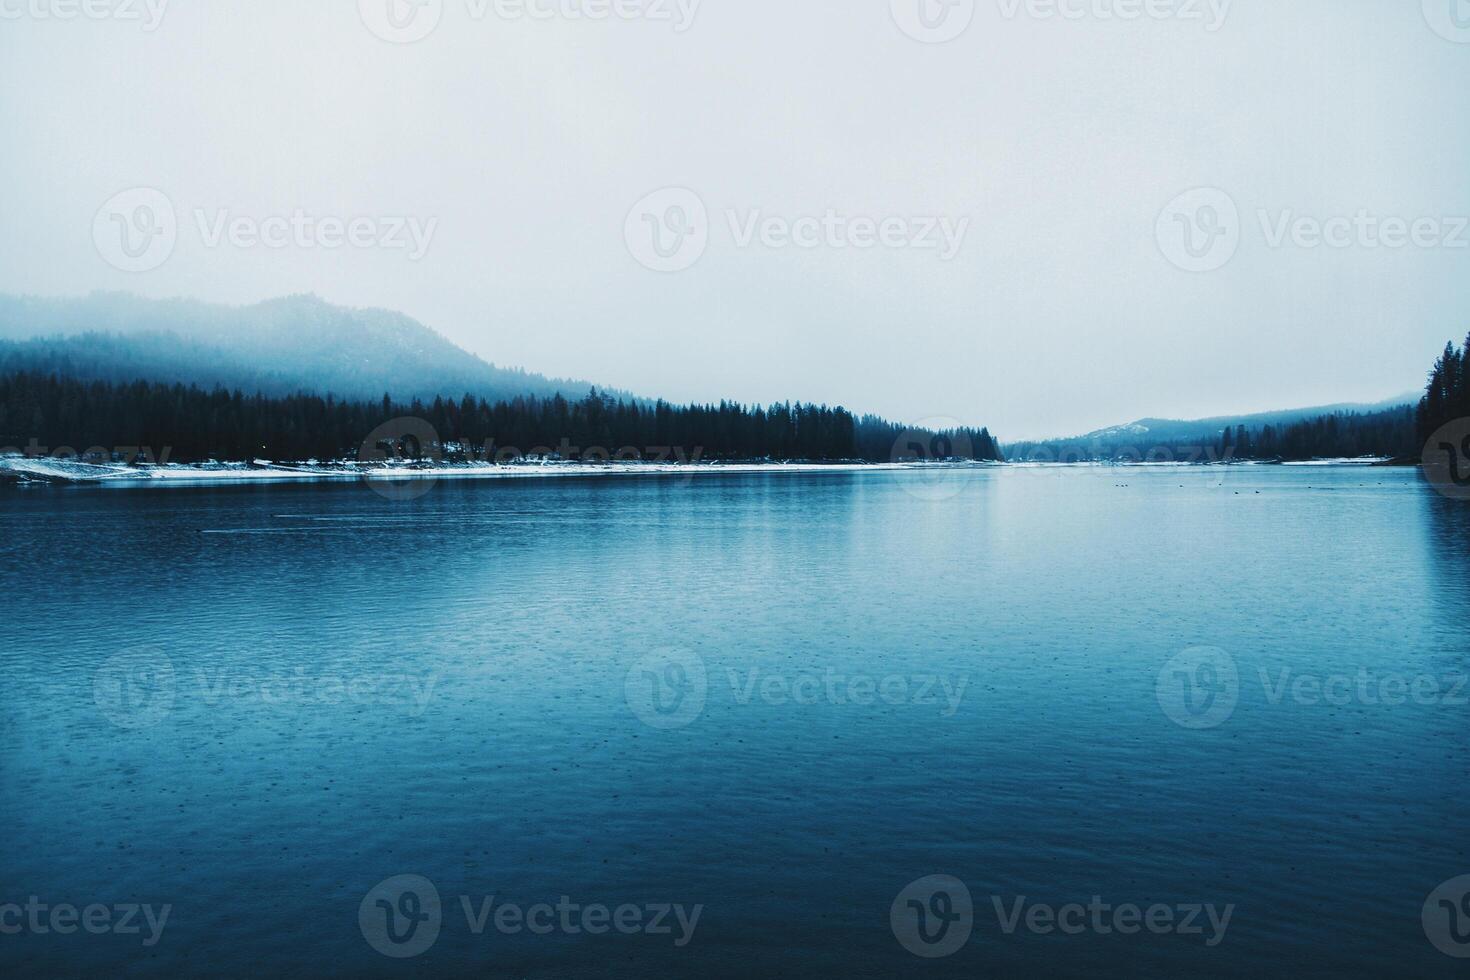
[
  {"left": 0, "top": 454, "right": 1400, "bottom": 487},
  {"left": 0, "top": 456, "right": 942, "bottom": 486}
]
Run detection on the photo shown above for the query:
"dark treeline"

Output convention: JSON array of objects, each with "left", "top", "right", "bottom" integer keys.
[
  {"left": 1008, "top": 405, "right": 1420, "bottom": 464},
  {"left": 1218, "top": 406, "right": 1417, "bottom": 460},
  {"left": 1417, "top": 332, "right": 1470, "bottom": 444},
  {"left": 0, "top": 371, "right": 1002, "bottom": 464}
]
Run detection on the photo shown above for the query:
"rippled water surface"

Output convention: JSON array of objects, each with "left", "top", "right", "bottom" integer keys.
[{"left": 2, "top": 466, "right": 1468, "bottom": 977}]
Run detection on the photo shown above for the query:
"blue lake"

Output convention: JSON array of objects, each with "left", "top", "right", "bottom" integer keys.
[{"left": 2, "top": 465, "right": 1468, "bottom": 976}]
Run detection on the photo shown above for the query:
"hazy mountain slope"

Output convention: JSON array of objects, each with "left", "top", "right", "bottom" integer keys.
[
  {"left": 0, "top": 292, "right": 600, "bottom": 403},
  {"left": 1004, "top": 395, "right": 1420, "bottom": 461},
  {"left": 1074, "top": 395, "right": 1419, "bottom": 446}
]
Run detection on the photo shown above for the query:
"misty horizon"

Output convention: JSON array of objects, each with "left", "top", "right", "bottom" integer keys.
[{"left": 2, "top": 1, "right": 1466, "bottom": 439}]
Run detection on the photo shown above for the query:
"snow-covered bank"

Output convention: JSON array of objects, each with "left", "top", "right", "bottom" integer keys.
[
  {"left": 0, "top": 455, "right": 946, "bottom": 487},
  {"left": 0, "top": 454, "right": 1407, "bottom": 488}
]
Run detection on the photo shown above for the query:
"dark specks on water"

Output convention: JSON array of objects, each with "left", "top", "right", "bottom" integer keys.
[{"left": 1, "top": 466, "right": 1468, "bottom": 977}]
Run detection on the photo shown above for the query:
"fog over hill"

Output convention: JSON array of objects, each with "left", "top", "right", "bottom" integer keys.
[
  {"left": 1069, "top": 396, "right": 1420, "bottom": 446},
  {"left": 1004, "top": 394, "right": 1421, "bottom": 462},
  {"left": 0, "top": 292, "right": 604, "bottom": 404}
]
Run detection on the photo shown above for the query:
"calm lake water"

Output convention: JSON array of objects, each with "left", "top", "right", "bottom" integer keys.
[{"left": 2, "top": 465, "right": 1468, "bottom": 977}]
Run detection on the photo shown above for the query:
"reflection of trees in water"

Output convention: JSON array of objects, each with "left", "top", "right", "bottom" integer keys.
[{"left": 1421, "top": 472, "right": 1470, "bottom": 604}]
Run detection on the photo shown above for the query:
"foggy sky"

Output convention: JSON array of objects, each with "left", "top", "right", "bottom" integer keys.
[{"left": 2, "top": 0, "right": 1467, "bottom": 438}]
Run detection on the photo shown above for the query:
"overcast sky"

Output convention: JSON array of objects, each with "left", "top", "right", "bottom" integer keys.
[{"left": 1, "top": 0, "right": 1467, "bottom": 438}]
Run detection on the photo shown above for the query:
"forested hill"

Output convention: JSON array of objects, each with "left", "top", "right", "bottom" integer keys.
[
  {"left": 0, "top": 373, "right": 1003, "bottom": 465},
  {"left": 0, "top": 292, "right": 602, "bottom": 405},
  {"left": 1007, "top": 398, "right": 1419, "bottom": 462}
]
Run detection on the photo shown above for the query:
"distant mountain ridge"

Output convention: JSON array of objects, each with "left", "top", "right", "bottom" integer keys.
[
  {"left": 0, "top": 292, "right": 603, "bottom": 404},
  {"left": 1075, "top": 395, "right": 1418, "bottom": 446},
  {"left": 1003, "top": 394, "right": 1421, "bottom": 461}
]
